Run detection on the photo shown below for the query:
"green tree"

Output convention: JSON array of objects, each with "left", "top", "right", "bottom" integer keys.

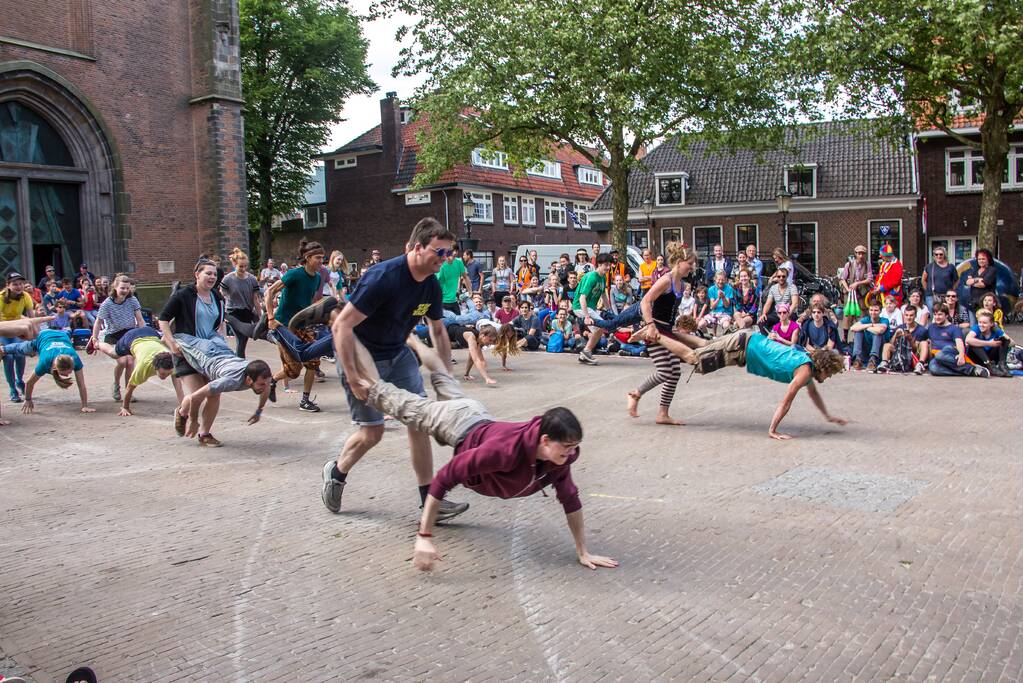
[
  {"left": 387, "top": 0, "right": 804, "bottom": 251},
  {"left": 241, "top": 0, "right": 374, "bottom": 260},
  {"left": 801, "top": 0, "right": 1023, "bottom": 251}
]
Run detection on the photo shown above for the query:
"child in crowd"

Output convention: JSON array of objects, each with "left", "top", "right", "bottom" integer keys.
[
  {"left": 677, "top": 282, "right": 695, "bottom": 318},
  {"left": 769, "top": 302, "right": 800, "bottom": 347},
  {"left": 693, "top": 286, "right": 709, "bottom": 322},
  {"left": 801, "top": 303, "right": 839, "bottom": 352},
  {"left": 976, "top": 292, "right": 1003, "bottom": 330},
  {"left": 880, "top": 294, "right": 904, "bottom": 328},
  {"left": 48, "top": 300, "right": 73, "bottom": 331}
]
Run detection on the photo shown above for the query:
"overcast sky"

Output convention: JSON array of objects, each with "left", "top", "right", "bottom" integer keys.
[{"left": 323, "top": 1, "right": 425, "bottom": 153}]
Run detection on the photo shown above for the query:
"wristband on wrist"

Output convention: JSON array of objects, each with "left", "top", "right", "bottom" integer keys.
[
  {"left": 417, "top": 531, "right": 432, "bottom": 538},
  {"left": 254, "top": 408, "right": 263, "bottom": 415}
]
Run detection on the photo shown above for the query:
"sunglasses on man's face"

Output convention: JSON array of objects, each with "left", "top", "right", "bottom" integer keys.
[
  {"left": 432, "top": 247, "right": 454, "bottom": 258},
  {"left": 855, "top": 251, "right": 866, "bottom": 255}
]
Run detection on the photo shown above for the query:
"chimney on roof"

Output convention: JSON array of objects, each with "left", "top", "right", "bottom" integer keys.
[
  {"left": 380, "top": 92, "right": 401, "bottom": 171},
  {"left": 636, "top": 143, "right": 648, "bottom": 160}
]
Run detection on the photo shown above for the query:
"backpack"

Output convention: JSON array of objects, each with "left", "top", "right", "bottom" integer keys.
[
  {"left": 546, "top": 331, "right": 564, "bottom": 353},
  {"left": 889, "top": 335, "right": 914, "bottom": 373}
]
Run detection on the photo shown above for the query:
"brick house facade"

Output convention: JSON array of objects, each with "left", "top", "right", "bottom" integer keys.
[
  {"left": 301, "top": 93, "right": 607, "bottom": 268},
  {"left": 589, "top": 120, "right": 921, "bottom": 278},
  {"left": 915, "top": 127, "right": 1023, "bottom": 274},
  {"left": 1, "top": 0, "right": 248, "bottom": 285}
]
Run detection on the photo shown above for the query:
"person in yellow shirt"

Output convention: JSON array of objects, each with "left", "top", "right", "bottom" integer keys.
[
  {"left": 1, "top": 272, "right": 37, "bottom": 403},
  {"left": 95, "top": 325, "right": 182, "bottom": 416},
  {"left": 637, "top": 249, "right": 657, "bottom": 297}
]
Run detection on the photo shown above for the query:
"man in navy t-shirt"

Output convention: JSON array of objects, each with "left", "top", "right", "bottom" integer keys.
[
  {"left": 322, "top": 217, "right": 469, "bottom": 521},
  {"left": 965, "top": 309, "right": 1013, "bottom": 376},
  {"left": 926, "top": 303, "right": 988, "bottom": 377}
]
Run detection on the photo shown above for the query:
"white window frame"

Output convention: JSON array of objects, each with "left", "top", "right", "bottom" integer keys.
[
  {"left": 784, "top": 165, "right": 817, "bottom": 198},
  {"left": 655, "top": 172, "right": 687, "bottom": 206},
  {"left": 527, "top": 159, "right": 562, "bottom": 179},
  {"left": 400, "top": 109, "right": 414, "bottom": 124},
  {"left": 661, "top": 227, "right": 682, "bottom": 249},
  {"left": 627, "top": 228, "right": 650, "bottom": 250},
  {"left": 521, "top": 197, "right": 536, "bottom": 226},
  {"left": 503, "top": 195, "right": 519, "bottom": 224},
  {"left": 866, "top": 219, "right": 903, "bottom": 262},
  {"left": 543, "top": 199, "right": 566, "bottom": 228},
  {"left": 577, "top": 166, "right": 603, "bottom": 186},
  {"left": 949, "top": 89, "right": 981, "bottom": 116},
  {"left": 334, "top": 156, "right": 357, "bottom": 169},
  {"left": 734, "top": 224, "right": 759, "bottom": 252},
  {"left": 405, "top": 191, "right": 431, "bottom": 206},
  {"left": 785, "top": 221, "right": 819, "bottom": 273},
  {"left": 928, "top": 236, "right": 976, "bottom": 265},
  {"left": 692, "top": 225, "right": 723, "bottom": 260},
  {"left": 468, "top": 191, "right": 494, "bottom": 223},
  {"left": 946, "top": 145, "right": 1023, "bottom": 192},
  {"left": 571, "top": 205, "right": 590, "bottom": 229},
  {"left": 304, "top": 205, "right": 326, "bottom": 229},
  {"left": 471, "top": 148, "right": 509, "bottom": 170}
]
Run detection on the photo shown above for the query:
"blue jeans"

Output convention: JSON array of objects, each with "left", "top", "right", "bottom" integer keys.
[
  {"left": 929, "top": 346, "right": 974, "bottom": 376},
  {"left": 339, "top": 345, "right": 425, "bottom": 427},
  {"left": 594, "top": 302, "right": 641, "bottom": 331},
  {"left": 272, "top": 326, "right": 333, "bottom": 362},
  {"left": 851, "top": 329, "right": 883, "bottom": 362},
  {"left": 1, "top": 335, "right": 27, "bottom": 395}
]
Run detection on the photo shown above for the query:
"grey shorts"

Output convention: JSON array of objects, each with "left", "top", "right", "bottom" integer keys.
[{"left": 340, "top": 345, "right": 425, "bottom": 427}]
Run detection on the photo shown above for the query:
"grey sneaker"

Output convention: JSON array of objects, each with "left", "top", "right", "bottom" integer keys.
[
  {"left": 973, "top": 365, "right": 991, "bottom": 378},
  {"left": 578, "top": 350, "right": 598, "bottom": 365},
  {"left": 914, "top": 362, "right": 925, "bottom": 375},
  {"left": 434, "top": 498, "right": 470, "bottom": 522},
  {"left": 112, "top": 381, "right": 122, "bottom": 402},
  {"left": 321, "top": 460, "right": 345, "bottom": 513}
]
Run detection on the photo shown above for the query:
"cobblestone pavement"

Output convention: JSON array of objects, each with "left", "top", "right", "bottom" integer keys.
[{"left": 1, "top": 335, "right": 1022, "bottom": 682}]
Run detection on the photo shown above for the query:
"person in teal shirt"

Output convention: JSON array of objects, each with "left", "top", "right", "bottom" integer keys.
[
  {"left": 436, "top": 250, "right": 470, "bottom": 315},
  {"left": 0, "top": 328, "right": 95, "bottom": 414},
  {"left": 630, "top": 324, "right": 847, "bottom": 440}
]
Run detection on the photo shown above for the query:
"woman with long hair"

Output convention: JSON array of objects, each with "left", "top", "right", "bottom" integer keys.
[
  {"left": 327, "top": 250, "right": 349, "bottom": 300},
  {"left": 461, "top": 323, "right": 519, "bottom": 385},
  {"left": 965, "top": 248, "right": 997, "bottom": 322},
  {"left": 734, "top": 268, "right": 758, "bottom": 329},
  {"left": 626, "top": 241, "right": 696, "bottom": 426},
  {"left": 90, "top": 274, "right": 145, "bottom": 400},
  {"left": 1, "top": 272, "right": 36, "bottom": 402},
  {"left": 222, "top": 248, "right": 262, "bottom": 358}
]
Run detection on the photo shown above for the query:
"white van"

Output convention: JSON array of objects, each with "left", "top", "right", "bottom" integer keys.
[{"left": 513, "top": 243, "right": 643, "bottom": 278}]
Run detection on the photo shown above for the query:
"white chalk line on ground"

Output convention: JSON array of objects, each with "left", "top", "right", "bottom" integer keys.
[{"left": 231, "top": 495, "right": 275, "bottom": 681}]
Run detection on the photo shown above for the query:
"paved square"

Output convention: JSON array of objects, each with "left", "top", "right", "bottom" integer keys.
[{"left": 1, "top": 334, "right": 1022, "bottom": 682}]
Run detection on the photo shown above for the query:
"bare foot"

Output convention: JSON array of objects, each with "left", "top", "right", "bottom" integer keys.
[
  {"left": 485, "top": 378, "right": 498, "bottom": 386},
  {"left": 502, "top": 367, "right": 513, "bottom": 372},
  {"left": 655, "top": 414, "right": 684, "bottom": 426},
  {"left": 0, "top": 418, "right": 10, "bottom": 426},
  {"left": 626, "top": 391, "right": 641, "bottom": 418},
  {"left": 463, "top": 374, "right": 476, "bottom": 382},
  {"left": 768, "top": 431, "right": 793, "bottom": 440}
]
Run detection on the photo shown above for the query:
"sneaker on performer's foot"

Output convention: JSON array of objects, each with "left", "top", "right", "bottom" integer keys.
[
  {"left": 914, "top": 361, "right": 925, "bottom": 375},
  {"left": 578, "top": 349, "right": 598, "bottom": 365},
  {"left": 252, "top": 312, "right": 269, "bottom": 341},
  {"left": 289, "top": 296, "right": 339, "bottom": 330},
  {"left": 299, "top": 396, "right": 321, "bottom": 412},
  {"left": 112, "top": 381, "right": 122, "bottom": 402},
  {"left": 322, "top": 459, "right": 345, "bottom": 513},
  {"left": 433, "top": 498, "right": 470, "bottom": 522},
  {"left": 198, "top": 433, "right": 222, "bottom": 447}
]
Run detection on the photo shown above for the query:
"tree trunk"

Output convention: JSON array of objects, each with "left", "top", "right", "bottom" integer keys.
[
  {"left": 257, "top": 161, "right": 274, "bottom": 263},
  {"left": 259, "top": 218, "right": 272, "bottom": 265},
  {"left": 977, "top": 110, "right": 1010, "bottom": 253},
  {"left": 608, "top": 160, "right": 630, "bottom": 254}
]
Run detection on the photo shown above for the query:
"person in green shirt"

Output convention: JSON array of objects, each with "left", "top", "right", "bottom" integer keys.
[
  {"left": 436, "top": 249, "right": 471, "bottom": 315},
  {"left": 574, "top": 253, "right": 611, "bottom": 365},
  {"left": 630, "top": 323, "right": 848, "bottom": 440}
]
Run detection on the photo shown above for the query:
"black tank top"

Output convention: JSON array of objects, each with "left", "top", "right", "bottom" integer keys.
[{"left": 651, "top": 276, "right": 683, "bottom": 332}]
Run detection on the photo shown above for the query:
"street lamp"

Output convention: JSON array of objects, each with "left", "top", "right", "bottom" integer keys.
[
  {"left": 776, "top": 185, "right": 792, "bottom": 253},
  {"left": 641, "top": 197, "right": 653, "bottom": 248},
  {"left": 461, "top": 195, "right": 479, "bottom": 252}
]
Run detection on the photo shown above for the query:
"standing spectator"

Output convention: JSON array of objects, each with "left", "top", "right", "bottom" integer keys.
[
  {"left": 758, "top": 267, "right": 799, "bottom": 333},
  {"left": 1, "top": 272, "right": 34, "bottom": 402},
  {"left": 436, "top": 249, "right": 470, "bottom": 315},
  {"left": 77, "top": 262, "right": 96, "bottom": 284},
  {"left": 526, "top": 249, "right": 541, "bottom": 282},
  {"left": 964, "top": 248, "right": 997, "bottom": 321},
  {"left": 36, "top": 265, "right": 56, "bottom": 291},
  {"left": 608, "top": 249, "right": 634, "bottom": 286},
  {"left": 965, "top": 310, "right": 1013, "bottom": 376},
  {"left": 462, "top": 249, "right": 484, "bottom": 295},
  {"left": 259, "top": 258, "right": 282, "bottom": 291},
  {"left": 849, "top": 302, "right": 890, "bottom": 371},
  {"left": 573, "top": 249, "right": 593, "bottom": 275},
  {"left": 369, "top": 249, "right": 382, "bottom": 266},
  {"left": 556, "top": 253, "right": 572, "bottom": 287},
  {"left": 920, "top": 245, "right": 958, "bottom": 310},
  {"left": 839, "top": 245, "right": 873, "bottom": 342},
  {"left": 490, "top": 255, "right": 515, "bottom": 303},
  {"left": 771, "top": 248, "right": 795, "bottom": 285},
  {"left": 90, "top": 274, "right": 145, "bottom": 400},
  {"left": 590, "top": 241, "right": 602, "bottom": 265},
  {"left": 745, "top": 244, "right": 764, "bottom": 287},
  {"left": 574, "top": 253, "right": 612, "bottom": 365},
  {"left": 872, "top": 243, "right": 904, "bottom": 305},
  {"left": 637, "top": 249, "right": 657, "bottom": 296},
  {"left": 327, "top": 250, "right": 349, "bottom": 300},
  {"left": 927, "top": 303, "right": 988, "bottom": 377},
  {"left": 702, "top": 244, "right": 733, "bottom": 286},
  {"left": 222, "top": 248, "right": 262, "bottom": 358},
  {"left": 515, "top": 255, "right": 533, "bottom": 290},
  {"left": 652, "top": 254, "right": 670, "bottom": 284}
]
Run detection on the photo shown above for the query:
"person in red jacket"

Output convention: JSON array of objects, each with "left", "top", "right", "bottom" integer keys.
[
  {"left": 872, "top": 243, "right": 904, "bottom": 306},
  {"left": 348, "top": 334, "right": 618, "bottom": 573}
]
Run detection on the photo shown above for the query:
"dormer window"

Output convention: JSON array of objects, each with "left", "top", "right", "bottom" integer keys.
[
  {"left": 785, "top": 165, "right": 816, "bottom": 198},
  {"left": 949, "top": 89, "right": 980, "bottom": 115},
  {"left": 577, "top": 167, "right": 603, "bottom": 186},
  {"left": 334, "top": 156, "right": 357, "bottom": 169},
  {"left": 655, "top": 173, "right": 687, "bottom": 206},
  {"left": 471, "top": 148, "right": 508, "bottom": 170},
  {"left": 400, "top": 109, "right": 414, "bottom": 124},
  {"left": 527, "top": 159, "right": 561, "bottom": 179}
]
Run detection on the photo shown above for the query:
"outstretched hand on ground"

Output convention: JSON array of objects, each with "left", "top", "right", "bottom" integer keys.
[{"left": 578, "top": 552, "right": 619, "bottom": 570}]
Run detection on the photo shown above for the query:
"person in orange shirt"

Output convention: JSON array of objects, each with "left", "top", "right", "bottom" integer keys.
[{"left": 638, "top": 249, "right": 657, "bottom": 298}]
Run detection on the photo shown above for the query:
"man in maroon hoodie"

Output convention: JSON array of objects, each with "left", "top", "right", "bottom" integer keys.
[{"left": 349, "top": 336, "right": 619, "bottom": 572}]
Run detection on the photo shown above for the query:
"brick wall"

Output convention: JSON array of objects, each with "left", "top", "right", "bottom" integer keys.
[
  {"left": 917, "top": 133, "right": 1023, "bottom": 273},
  {"left": 649, "top": 205, "right": 920, "bottom": 277},
  {"left": 1, "top": 0, "right": 246, "bottom": 284}
]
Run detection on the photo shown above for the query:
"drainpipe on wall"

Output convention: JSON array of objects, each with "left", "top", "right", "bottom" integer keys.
[{"left": 441, "top": 189, "right": 450, "bottom": 229}]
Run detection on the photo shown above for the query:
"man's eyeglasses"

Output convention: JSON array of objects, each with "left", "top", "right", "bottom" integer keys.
[
  {"left": 854, "top": 251, "right": 866, "bottom": 255},
  {"left": 433, "top": 247, "right": 454, "bottom": 258}
]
